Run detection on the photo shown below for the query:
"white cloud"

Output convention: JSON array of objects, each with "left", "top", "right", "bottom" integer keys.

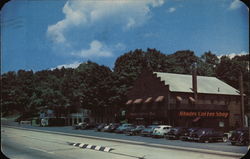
[
  {"left": 71, "top": 40, "right": 113, "bottom": 58},
  {"left": 217, "top": 51, "right": 249, "bottom": 59},
  {"left": 47, "top": 0, "right": 165, "bottom": 44},
  {"left": 229, "top": 0, "right": 242, "bottom": 10},
  {"left": 168, "top": 7, "right": 176, "bottom": 13},
  {"left": 52, "top": 61, "right": 82, "bottom": 70}
]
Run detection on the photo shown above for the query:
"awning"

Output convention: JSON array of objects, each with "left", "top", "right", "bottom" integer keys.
[
  {"left": 193, "top": 117, "right": 201, "bottom": 122},
  {"left": 126, "top": 100, "right": 133, "bottom": 105},
  {"left": 176, "top": 96, "right": 183, "bottom": 102},
  {"left": 134, "top": 98, "right": 143, "bottom": 104},
  {"left": 189, "top": 97, "right": 196, "bottom": 103},
  {"left": 144, "top": 97, "right": 153, "bottom": 103},
  {"left": 155, "top": 96, "right": 165, "bottom": 102}
]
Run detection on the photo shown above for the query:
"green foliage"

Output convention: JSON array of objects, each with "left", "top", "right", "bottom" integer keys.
[
  {"left": 166, "top": 50, "right": 198, "bottom": 74},
  {"left": 1, "top": 49, "right": 249, "bottom": 116}
]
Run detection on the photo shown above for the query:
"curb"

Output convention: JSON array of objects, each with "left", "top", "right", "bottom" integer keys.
[
  {"left": 67, "top": 142, "right": 113, "bottom": 152},
  {"left": 3, "top": 125, "right": 245, "bottom": 158}
]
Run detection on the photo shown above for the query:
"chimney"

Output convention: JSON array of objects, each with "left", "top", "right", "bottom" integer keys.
[{"left": 192, "top": 65, "right": 197, "bottom": 101}]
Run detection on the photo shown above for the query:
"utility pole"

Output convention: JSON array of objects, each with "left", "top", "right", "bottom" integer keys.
[{"left": 239, "top": 71, "right": 245, "bottom": 127}]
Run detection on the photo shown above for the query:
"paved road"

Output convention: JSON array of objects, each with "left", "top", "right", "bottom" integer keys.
[
  {"left": 2, "top": 121, "right": 248, "bottom": 155},
  {"left": 1, "top": 127, "right": 243, "bottom": 159}
]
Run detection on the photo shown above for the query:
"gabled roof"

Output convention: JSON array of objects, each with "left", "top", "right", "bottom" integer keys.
[{"left": 153, "top": 72, "right": 240, "bottom": 95}]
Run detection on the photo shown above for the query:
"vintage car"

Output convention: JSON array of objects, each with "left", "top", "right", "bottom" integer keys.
[
  {"left": 73, "top": 122, "right": 85, "bottom": 130},
  {"left": 180, "top": 127, "right": 200, "bottom": 141},
  {"left": 126, "top": 125, "right": 145, "bottom": 136},
  {"left": 96, "top": 123, "right": 107, "bottom": 131},
  {"left": 229, "top": 128, "right": 249, "bottom": 146},
  {"left": 189, "top": 128, "right": 227, "bottom": 143},
  {"left": 165, "top": 127, "right": 189, "bottom": 140},
  {"left": 81, "top": 123, "right": 97, "bottom": 130},
  {"left": 141, "top": 125, "right": 158, "bottom": 137},
  {"left": 152, "top": 125, "right": 172, "bottom": 138},
  {"left": 102, "top": 123, "right": 113, "bottom": 132},
  {"left": 115, "top": 124, "right": 135, "bottom": 133},
  {"left": 105, "top": 123, "right": 120, "bottom": 132}
]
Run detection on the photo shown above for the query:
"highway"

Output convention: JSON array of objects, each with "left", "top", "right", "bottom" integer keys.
[{"left": 1, "top": 126, "right": 246, "bottom": 159}]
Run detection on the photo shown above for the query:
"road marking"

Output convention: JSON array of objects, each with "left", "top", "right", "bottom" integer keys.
[
  {"left": 86, "top": 144, "right": 92, "bottom": 149},
  {"left": 95, "top": 146, "right": 101, "bottom": 150},
  {"left": 79, "top": 143, "right": 85, "bottom": 148},
  {"left": 104, "top": 147, "right": 111, "bottom": 152},
  {"left": 67, "top": 142, "right": 113, "bottom": 152}
]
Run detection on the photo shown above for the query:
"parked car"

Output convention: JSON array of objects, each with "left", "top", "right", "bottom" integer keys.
[
  {"left": 102, "top": 123, "right": 113, "bottom": 132},
  {"left": 81, "top": 123, "right": 97, "bottom": 130},
  {"left": 126, "top": 125, "right": 145, "bottom": 136},
  {"left": 141, "top": 125, "right": 158, "bottom": 137},
  {"left": 73, "top": 122, "right": 85, "bottom": 130},
  {"left": 152, "top": 125, "right": 172, "bottom": 138},
  {"left": 165, "top": 127, "right": 188, "bottom": 140},
  {"left": 104, "top": 123, "right": 120, "bottom": 132},
  {"left": 96, "top": 123, "right": 107, "bottom": 131},
  {"left": 180, "top": 127, "right": 200, "bottom": 141},
  {"left": 189, "top": 128, "right": 227, "bottom": 143},
  {"left": 229, "top": 128, "right": 249, "bottom": 146},
  {"left": 115, "top": 124, "right": 135, "bottom": 133}
]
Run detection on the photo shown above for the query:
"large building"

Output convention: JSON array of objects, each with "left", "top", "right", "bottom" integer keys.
[{"left": 125, "top": 71, "right": 242, "bottom": 131}]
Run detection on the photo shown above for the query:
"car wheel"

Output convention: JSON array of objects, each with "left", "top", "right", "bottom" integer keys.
[{"left": 231, "top": 142, "right": 236, "bottom": 145}]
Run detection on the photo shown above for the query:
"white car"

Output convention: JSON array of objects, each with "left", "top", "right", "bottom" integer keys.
[{"left": 152, "top": 125, "right": 172, "bottom": 138}]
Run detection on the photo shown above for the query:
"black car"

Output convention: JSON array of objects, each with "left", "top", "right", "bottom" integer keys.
[
  {"left": 229, "top": 128, "right": 249, "bottom": 146},
  {"left": 96, "top": 123, "right": 107, "bottom": 131},
  {"left": 165, "top": 127, "right": 188, "bottom": 140},
  {"left": 73, "top": 122, "right": 85, "bottom": 130},
  {"left": 126, "top": 125, "right": 145, "bottom": 136},
  {"left": 190, "top": 128, "right": 227, "bottom": 143},
  {"left": 102, "top": 123, "right": 113, "bottom": 132},
  {"left": 180, "top": 127, "right": 200, "bottom": 141},
  {"left": 81, "top": 123, "right": 97, "bottom": 130},
  {"left": 106, "top": 123, "right": 120, "bottom": 132}
]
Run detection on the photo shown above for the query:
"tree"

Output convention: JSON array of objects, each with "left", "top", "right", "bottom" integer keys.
[
  {"left": 166, "top": 50, "right": 198, "bottom": 74},
  {"left": 197, "top": 51, "right": 219, "bottom": 76}
]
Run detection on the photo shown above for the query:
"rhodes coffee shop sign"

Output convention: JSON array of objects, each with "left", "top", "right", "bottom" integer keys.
[{"left": 178, "top": 110, "right": 229, "bottom": 119}]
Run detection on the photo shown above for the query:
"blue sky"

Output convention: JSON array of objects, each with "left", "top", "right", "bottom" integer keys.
[{"left": 1, "top": 0, "right": 249, "bottom": 73}]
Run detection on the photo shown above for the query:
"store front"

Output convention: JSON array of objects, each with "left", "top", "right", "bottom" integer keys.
[{"left": 124, "top": 71, "right": 241, "bottom": 131}]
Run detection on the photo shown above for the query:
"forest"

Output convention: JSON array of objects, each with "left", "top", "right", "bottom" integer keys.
[{"left": 1, "top": 49, "right": 249, "bottom": 119}]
